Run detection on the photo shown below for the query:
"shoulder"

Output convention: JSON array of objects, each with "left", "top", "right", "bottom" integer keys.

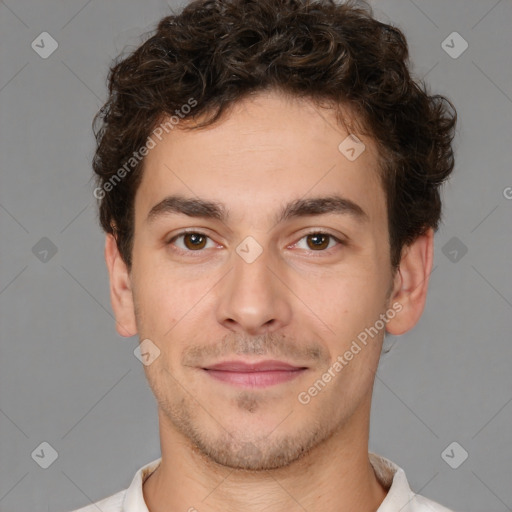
[
  {"left": 369, "top": 452, "right": 458, "bottom": 512},
  {"left": 69, "top": 489, "right": 126, "bottom": 512},
  {"left": 67, "top": 457, "right": 161, "bottom": 512},
  {"left": 409, "top": 492, "right": 458, "bottom": 512}
]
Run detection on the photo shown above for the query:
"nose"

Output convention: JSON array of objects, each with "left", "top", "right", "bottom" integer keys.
[{"left": 214, "top": 244, "right": 293, "bottom": 336}]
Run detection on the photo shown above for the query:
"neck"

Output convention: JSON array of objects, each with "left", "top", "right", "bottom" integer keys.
[{"left": 143, "top": 397, "right": 389, "bottom": 512}]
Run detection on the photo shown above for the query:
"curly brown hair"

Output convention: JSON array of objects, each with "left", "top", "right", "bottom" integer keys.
[{"left": 92, "top": 0, "right": 457, "bottom": 271}]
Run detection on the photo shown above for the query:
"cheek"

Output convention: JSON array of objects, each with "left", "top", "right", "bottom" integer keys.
[
  {"left": 295, "top": 272, "right": 389, "bottom": 386},
  {"left": 292, "top": 266, "right": 386, "bottom": 334},
  {"left": 132, "top": 258, "right": 215, "bottom": 340}
]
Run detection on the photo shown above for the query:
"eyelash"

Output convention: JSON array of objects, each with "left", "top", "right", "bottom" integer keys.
[{"left": 166, "top": 229, "right": 346, "bottom": 256}]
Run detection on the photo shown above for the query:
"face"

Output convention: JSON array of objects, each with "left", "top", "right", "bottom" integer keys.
[{"left": 110, "top": 90, "right": 415, "bottom": 471}]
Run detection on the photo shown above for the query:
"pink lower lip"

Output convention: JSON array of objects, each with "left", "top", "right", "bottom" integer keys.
[{"left": 204, "top": 368, "right": 306, "bottom": 388}]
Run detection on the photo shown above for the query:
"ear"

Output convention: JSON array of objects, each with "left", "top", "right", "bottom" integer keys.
[
  {"left": 104, "top": 233, "right": 138, "bottom": 337},
  {"left": 385, "top": 228, "right": 434, "bottom": 336}
]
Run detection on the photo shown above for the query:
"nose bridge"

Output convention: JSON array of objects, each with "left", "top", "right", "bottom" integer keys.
[{"left": 215, "top": 236, "right": 292, "bottom": 334}]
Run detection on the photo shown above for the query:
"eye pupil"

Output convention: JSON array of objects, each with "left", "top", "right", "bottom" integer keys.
[
  {"left": 307, "top": 234, "right": 329, "bottom": 250},
  {"left": 184, "top": 233, "right": 207, "bottom": 250}
]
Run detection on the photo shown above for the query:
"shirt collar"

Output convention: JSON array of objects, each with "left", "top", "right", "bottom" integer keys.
[
  {"left": 122, "top": 457, "right": 160, "bottom": 512},
  {"left": 368, "top": 452, "right": 417, "bottom": 511},
  {"left": 122, "top": 452, "right": 416, "bottom": 512}
]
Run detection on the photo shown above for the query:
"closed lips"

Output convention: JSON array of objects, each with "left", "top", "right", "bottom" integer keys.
[{"left": 202, "top": 360, "right": 307, "bottom": 372}]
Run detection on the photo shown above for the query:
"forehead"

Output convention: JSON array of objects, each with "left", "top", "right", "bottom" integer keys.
[{"left": 134, "top": 90, "right": 385, "bottom": 229}]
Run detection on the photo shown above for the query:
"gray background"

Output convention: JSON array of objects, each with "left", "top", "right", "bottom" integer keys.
[{"left": 1, "top": 0, "right": 511, "bottom": 511}]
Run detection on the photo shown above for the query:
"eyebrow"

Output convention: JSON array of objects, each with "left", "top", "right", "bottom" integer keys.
[{"left": 146, "top": 194, "right": 368, "bottom": 225}]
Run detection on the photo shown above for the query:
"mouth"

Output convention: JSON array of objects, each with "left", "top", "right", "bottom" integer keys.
[{"left": 201, "top": 359, "right": 308, "bottom": 388}]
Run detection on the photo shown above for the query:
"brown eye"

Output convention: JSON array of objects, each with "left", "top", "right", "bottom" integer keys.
[
  {"left": 293, "top": 232, "right": 343, "bottom": 252},
  {"left": 169, "top": 231, "right": 215, "bottom": 252},
  {"left": 306, "top": 233, "right": 331, "bottom": 250},
  {"left": 182, "top": 233, "right": 207, "bottom": 250}
]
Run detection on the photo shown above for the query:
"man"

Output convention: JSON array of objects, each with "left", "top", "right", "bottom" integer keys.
[{"left": 75, "top": 0, "right": 457, "bottom": 510}]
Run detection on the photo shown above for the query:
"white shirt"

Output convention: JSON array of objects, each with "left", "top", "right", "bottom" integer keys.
[{"left": 71, "top": 452, "right": 456, "bottom": 512}]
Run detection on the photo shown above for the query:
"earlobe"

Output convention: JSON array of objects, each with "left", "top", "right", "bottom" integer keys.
[
  {"left": 385, "top": 228, "right": 434, "bottom": 336},
  {"left": 104, "top": 233, "right": 138, "bottom": 337}
]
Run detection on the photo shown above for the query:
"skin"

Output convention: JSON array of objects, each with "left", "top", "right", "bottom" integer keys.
[{"left": 105, "top": 90, "right": 434, "bottom": 512}]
